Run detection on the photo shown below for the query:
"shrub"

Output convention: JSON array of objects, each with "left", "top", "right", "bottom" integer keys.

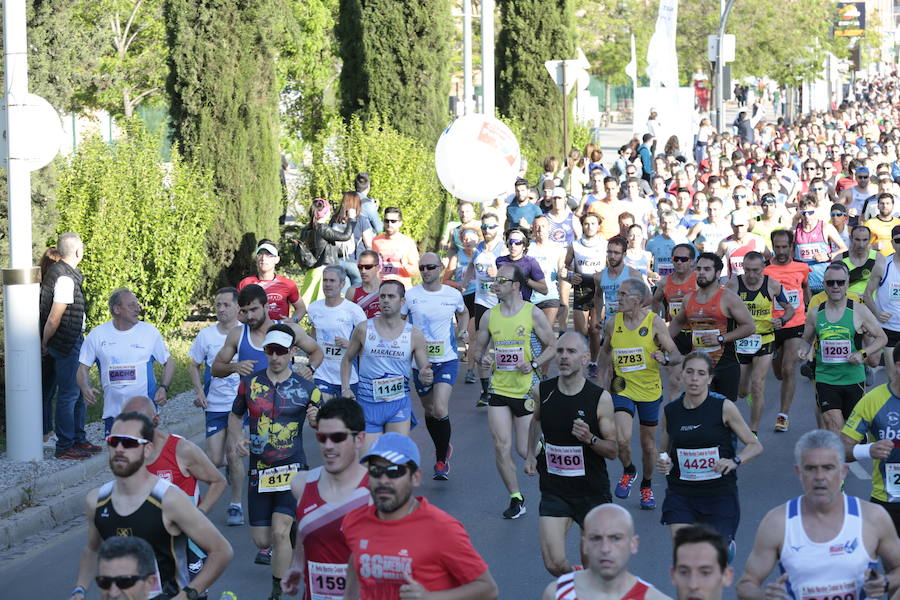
[{"left": 55, "top": 122, "right": 214, "bottom": 333}]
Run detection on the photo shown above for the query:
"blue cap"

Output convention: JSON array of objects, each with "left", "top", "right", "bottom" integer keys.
[
  {"left": 360, "top": 433, "right": 420, "bottom": 468},
  {"left": 856, "top": 166, "right": 870, "bottom": 175}
]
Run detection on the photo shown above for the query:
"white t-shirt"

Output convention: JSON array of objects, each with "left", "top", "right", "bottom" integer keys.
[
  {"left": 402, "top": 285, "right": 465, "bottom": 363},
  {"left": 79, "top": 321, "right": 171, "bottom": 419},
  {"left": 188, "top": 324, "right": 240, "bottom": 413},
  {"left": 307, "top": 298, "right": 367, "bottom": 385},
  {"left": 53, "top": 276, "right": 74, "bottom": 304}
]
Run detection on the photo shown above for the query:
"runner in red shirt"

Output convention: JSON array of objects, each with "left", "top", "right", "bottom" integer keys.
[
  {"left": 370, "top": 207, "right": 420, "bottom": 288},
  {"left": 282, "top": 398, "right": 371, "bottom": 600},
  {"left": 342, "top": 434, "right": 498, "bottom": 599},
  {"left": 347, "top": 250, "right": 382, "bottom": 318},
  {"left": 238, "top": 240, "right": 306, "bottom": 322}
]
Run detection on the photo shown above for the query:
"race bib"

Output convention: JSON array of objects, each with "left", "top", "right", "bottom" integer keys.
[
  {"left": 657, "top": 261, "right": 674, "bottom": 277},
  {"left": 479, "top": 279, "right": 494, "bottom": 293},
  {"left": 821, "top": 339, "right": 851, "bottom": 363},
  {"left": 545, "top": 443, "right": 586, "bottom": 477},
  {"left": 677, "top": 447, "right": 721, "bottom": 481},
  {"left": 691, "top": 329, "right": 721, "bottom": 351},
  {"left": 109, "top": 364, "right": 137, "bottom": 386},
  {"left": 496, "top": 345, "right": 525, "bottom": 371},
  {"left": 891, "top": 282, "right": 900, "bottom": 302},
  {"left": 381, "top": 261, "right": 398, "bottom": 275},
  {"left": 308, "top": 561, "right": 347, "bottom": 600},
  {"left": 786, "top": 289, "right": 800, "bottom": 308},
  {"left": 613, "top": 347, "right": 646, "bottom": 372},
  {"left": 736, "top": 334, "right": 762, "bottom": 355},
  {"left": 258, "top": 463, "right": 299, "bottom": 493},
  {"left": 886, "top": 463, "right": 900, "bottom": 498},
  {"left": 323, "top": 343, "right": 344, "bottom": 361},
  {"left": 668, "top": 300, "right": 683, "bottom": 318},
  {"left": 796, "top": 242, "right": 820, "bottom": 262},
  {"left": 729, "top": 257, "right": 744, "bottom": 275},
  {"left": 798, "top": 580, "right": 857, "bottom": 600},
  {"left": 372, "top": 376, "right": 405, "bottom": 403},
  {"left": 426, "top": 341, "right": 445, "bottom": 358}
]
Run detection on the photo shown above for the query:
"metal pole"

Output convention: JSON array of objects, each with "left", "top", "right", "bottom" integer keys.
[
  {"left": 481, "top": 0, "right": 495, "bottom": 116},
  {"left": 562, "top": 64, "right": 569, "bottom": 157},
  {"left": 462, "top": 0, "right": 474, "bottom": 115},
  {"left": 3, "top": 0, "right": 43, "bottom": 461},
  {"left": 714, "top": 0, "right": 737, "bottom": 131}
]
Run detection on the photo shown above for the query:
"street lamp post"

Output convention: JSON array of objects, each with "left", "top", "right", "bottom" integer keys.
[{"left": 714, "top": 0, "right": 737, "bottom": 131}]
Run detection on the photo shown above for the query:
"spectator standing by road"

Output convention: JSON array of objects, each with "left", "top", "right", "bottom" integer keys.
[{"left": 238, "top": 240, "right": 306, "bottom": 323}]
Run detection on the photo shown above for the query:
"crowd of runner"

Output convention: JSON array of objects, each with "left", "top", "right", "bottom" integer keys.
[{"left": 42, "top": 74, "right": 900, "bottom": 599}]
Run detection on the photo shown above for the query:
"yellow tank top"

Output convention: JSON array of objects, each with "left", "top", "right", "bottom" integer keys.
[
  {"left": 488, "top": 302, "right": 537, "bottom": 398},
  {"left": 737, "top": 275, "right": 775, "bottom": 347},
  {"left": 610, "top": 310, "right": 662, "bottom": 403}
]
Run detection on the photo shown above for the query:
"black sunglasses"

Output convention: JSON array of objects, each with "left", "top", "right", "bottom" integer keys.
[
  {"left": 481, "top": 224, "right": 498, "bottom": 230},
  {"left": 358, "top": 263, "right": 377, "bottom": 270},
  {"left": 384, "top": 218, "right": 400, "bottom": 224},
  {"left": 95, "top": 574, "right": 152, "bottom": 590},
  {"left": 315, "top": 431, "right": 359, "bottom": 444},
  {"left": 672, "top": 255, "right": 692, "bottom": 263},
  {"left": 831, "top": 212, "right": 846, "bottom": 217},
  {"left": 825, "top": 279, "right": 847, "bottom": 287},
  {"left": 367, "top": 463, "right": 411, "bottom": 479},
  {"left": 264, "top": 345, "right": 290, "bottom": 356},
  {"left": 507, "top": 239, "right": 525, "bottom": 246},
  {"left": 419, "top": 264, "right": 440, "bottom": 271},
  {"left": 106, "top": 435, "right": 150, "bottom": 449}
]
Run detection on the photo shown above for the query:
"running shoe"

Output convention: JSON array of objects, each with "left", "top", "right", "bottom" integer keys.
[
  {"left": 75, "top": 441, "right": 102, "bottom": 454},
  {"left": 774, "top": 414, "right": 789, "bottom": 433},
  {"left": 800, "top": 361, "right": 814, "bottom": 380},
  {"left": 476, "top": 392, "right": 489, "bottom": 407},
  {"left": 502, "top": 496, "right": 526, "bottom": 519},
  {"left": 465, "top": 369, "right": 477, "bottom": 384},
  {"left": 226, "top": 504, "right": 244, "bottom": 526},
  {"left": 434, "top": 444, "right": 453, "bottom": 480},
  {"left": 54, "top": 446, "right": 91, "bottom": 460},
  {"left": 254, "top": 546, "right": 272, "bottom": 565},
  {"left": 615, "top": 471, "right": 636, "bottom": 499},
  {"left": 639, "top": 487, "right": 656, "bottom": 510},
  {"left": 43, "top": 432, "right": 58, "bottom": 448},
  {"left": 587, "top": 362, "right": 600, "bottom": 379}
]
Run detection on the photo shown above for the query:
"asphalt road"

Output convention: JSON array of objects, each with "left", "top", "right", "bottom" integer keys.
[{"left": 0, "top": 364, "right": 882, "bottom": 599}]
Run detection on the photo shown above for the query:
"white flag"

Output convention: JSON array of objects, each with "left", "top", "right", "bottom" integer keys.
[
  {"left": 646, "top": 0, "right": 679, "bottom": 88},
  {"left": 625, "top": 34, "right": 637, "bottom": 84}
]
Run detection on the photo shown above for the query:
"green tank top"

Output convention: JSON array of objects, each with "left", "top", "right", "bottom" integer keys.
[{"left": 814, "top": 299, "right": 865, "bottom": 385}]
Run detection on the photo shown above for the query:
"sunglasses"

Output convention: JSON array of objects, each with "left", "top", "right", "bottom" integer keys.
[
  {"left": 672, "top": 255, "right": 692, "bottom": 263},
  {"left": 893, "top": 238, "right": 900, "bottom": 244},
  {"left": 805, "top": 167, "right": 817, "bottom": 171},
  {"left": 801, "top": 210, "right": 816, "bottom": 216},
  {"left": 384, "top": 218, "right": 400, "bottom": 224},
  {"left": 106, "top": 435, "right": 150, "bottom": 449},
  {"left": 95, "top": 574, "right": 152, "bottom": 590},
  {"left": 358, "top": 263, "right": 377, "bottom": 270},
  {"left": 825, "top": 279, "right": 847, "bottom": 287},
  {"left": 493, "top": 276, "right": 514, "bottom": 284},
  {"left": 315, "top": 430, "right": 358, "bottom": 444},
  {"left": 264, "top": 345, "right": 290, "bottom": 356},
  {"left": 811, "top": 187, "right": 825, "bottom": 192},
  {"left": 507, "top": 239, "right": 525, "bottom": 246},
  {"left": 367, "top": 463, "right": 411, "bottom": 479},
  {"left": 831, "top": 212, "right": 847, "bottom": 217},
  {"left": 733, "top": 194, "right": 747, "bottom": 199},
  {"left": 858, "top": 175, "right": 870, "bottom": 179},
  {"left": 419, "top": 264, "right": 440, "bottom": 271},
  {"left": 481, "top": 224, "right": 498, "bottom": 230}
]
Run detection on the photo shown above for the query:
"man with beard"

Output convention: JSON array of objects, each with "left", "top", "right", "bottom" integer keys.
[
  {"left": 342, "top": 434, "right": 499, "bottom": 599},
  {"left": 71, "top": 412, "right": 232, "bottom": 600},
  {"left": 651, "top": 243, "right": 698, "bottom": 400},
  {"left": 282, "top": 398, "right": 371, "bottom": 600},
  {"left": 668, "top": 253, "right": 755, "bottom": 402}
]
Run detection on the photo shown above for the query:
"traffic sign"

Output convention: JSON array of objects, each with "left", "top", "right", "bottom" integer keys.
[{"left": 544, "top": 60, "right": 580, "bottom": 94}]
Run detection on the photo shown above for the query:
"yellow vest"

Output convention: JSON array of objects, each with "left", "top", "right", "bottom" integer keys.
[
  {"left": 488, "top": 302, "right": 537, "bottom": 398},
  {"left": 610, "top": 311, "right": 662, "bottom": 403}
]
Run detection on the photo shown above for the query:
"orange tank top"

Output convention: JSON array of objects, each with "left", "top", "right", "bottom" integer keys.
[
  {"left": 684, "top": 286, "right": 731, "bottom": 365},
  {"left": 662, "top": 272, "right": 698, "bottom": 321}
]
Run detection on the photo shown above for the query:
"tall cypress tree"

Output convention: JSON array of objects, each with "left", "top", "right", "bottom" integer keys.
[
  {"left": 496, "top": 0, "right": 575, "bottom": 161},
  {"left": 165, "top": 0, "right": 282, "bottom": 286},
  {"left": 337, "top": 0, "right": 452, "bottom": 145}
]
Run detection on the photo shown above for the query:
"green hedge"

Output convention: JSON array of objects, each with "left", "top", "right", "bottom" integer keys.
[{"left": 55, "top": 123, "right": 214, "bottom": 333}]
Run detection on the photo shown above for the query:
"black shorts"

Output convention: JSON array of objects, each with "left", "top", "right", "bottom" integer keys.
[
  {"left": 463, "top": 293, "right": 475, "bottom": 317},
  {"left": 816, "top": 381, "right": 865, "bottom": 419},
  {"left": 736, "top": 341, "right": 774, "bottom": 365},
  {"left": 474, "top": 303, "right": 489, "bottom": 331},
  {"left": 489, "top": 393, "right": 535, "bottom": 417},
  {"left": 248, "top": 464, "right": 309, "bottom": 527},
  {"left": 872, "top": 498, "right": 900, "bottom": 537},
  {"left": 711, "top": 359, "right": 740, "bottom": 402},
  {"left": 674, "top": 331, "right": 692, "bottom": 356},
  {"left": 536, "top": 299, "right": 561, "bottom": 310},
  {"left": 661, "top": 488, "right": 740, "bottom": 543},
  {"left": 573, "top": 282, "right": 595, "bottom": 312},
  {"left": 885, "top": 328, "right": 900, "bottom": 347},
  {"left": 539, "top": 493, "right": 612, "bottom": 527},
  {"left": 774, "top": 325, "right": 804, "bottom": 348}
]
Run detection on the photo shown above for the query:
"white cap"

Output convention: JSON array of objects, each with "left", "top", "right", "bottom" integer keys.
[
  {"left": 263, "top": 329, "right": 294, "bottom": 349},
  {"left": 552, "top": 187, "right": 567, "bottom": 198},
  {"left": 256, "top": 243, "right": 279, "bottom": 257},
  {"left": 730, "top": 211, "right": 749, "bottom": 226}
]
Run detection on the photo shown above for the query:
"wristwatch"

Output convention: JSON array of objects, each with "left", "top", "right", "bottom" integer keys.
[
  {"left": 589, "top": 435, "right": 600, "bottom": 447},
  {"left": 716, "top": 334, "right": 725, "bottom": 344},
  {"left": 182, "top": 587, "right": 200, "bottom": 600},
  {"left": 530, "top": 360, "right": 540, "bottom": 371},
  {"left": 733, "top": 455, "right": 742, "bottom": 466}
]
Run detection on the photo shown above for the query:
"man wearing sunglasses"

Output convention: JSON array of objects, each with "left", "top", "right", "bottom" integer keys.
[
  {"left": 841, "top": 165, "right": 878, "bottom": 221},
  {"left": 73, "top": 412, "right": 232, "bottom": 600},
  {"left": 227, "top": 324, "right": 320, "bottom": 600},
  {"left": 863, "top": 225, "right": 900, "bottom": 392},
  {"left": 342, "top": 433, "right": 499, "bottom": 599},
  {"left": 716, "top": 212, "right": 767, "bottom": 280},
  {"left": 651, "top": 243, "right": 698, "bottom": 400},
  {"left": 801, "top": 262, "right": 887, "bottom": 434},
  {"left": 283, "top": 398, "right": 371, "bottom": 600},
  {"left": 346, "top": 249, "right": 382, "bottom": 318},
  {"left": 474, "top": 263, "right": 557, "bottom": 519},
  {"left": 403, "top": 252, "right": 469, "bottom": 480},
  {"left": 96, "top": 536, "right": 159, "bottom": 600},
  {"left": 371, "top": 207, "right": 419, "bottom": 288}
]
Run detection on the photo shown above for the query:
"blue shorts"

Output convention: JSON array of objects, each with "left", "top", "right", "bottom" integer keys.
[
  {"left": 612, "top": 395, "right": 662, "bottom": 426},
  {"left": 315, "top": 379, "right": 358, "bottom": 398},
  {"left": 413, "top": 360, "right": 459, "bottom": 396},
  {"left": 205, "top": 411, "right": 230, "bottom": 438},
  {"left": 357, "top": 396, "right": 412, "bottom": 433},
  {"left": 661, "top": 488, "right": 740, "bottom": 543}
]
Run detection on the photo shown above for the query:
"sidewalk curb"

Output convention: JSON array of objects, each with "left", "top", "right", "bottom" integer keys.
[{"left": 0, "top": 407, "right": 206, "bottom": 551}]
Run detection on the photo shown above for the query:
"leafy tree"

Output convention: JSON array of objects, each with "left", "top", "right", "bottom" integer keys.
[
  {"left": 336, "top": 0, "right": 453, "bottom": 145},
  {"left": 165, "top": 0, "right": 283, "bottom": 289},
  {"left": 496, "top": 0, "right": 576, "bottom": 161}
]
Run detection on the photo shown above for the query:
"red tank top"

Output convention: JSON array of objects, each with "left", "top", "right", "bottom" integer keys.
[
  {"left": 146, "top": 434, "right": 197, "bottom": 500},
  {"left": 296, "top": 467, "right": 370, "bottom": 600},
  {"left": 684, "top": 286, "right": 730, "bottom": 365},
  {"left": 555, "top": 571, "right": 652, "bottom": 599},
  {"left": 351, "top": 286, "right": 381, "bottom": 318},
  {"left": 663, "top": 272, "right": 697, "bottom": 321}
]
